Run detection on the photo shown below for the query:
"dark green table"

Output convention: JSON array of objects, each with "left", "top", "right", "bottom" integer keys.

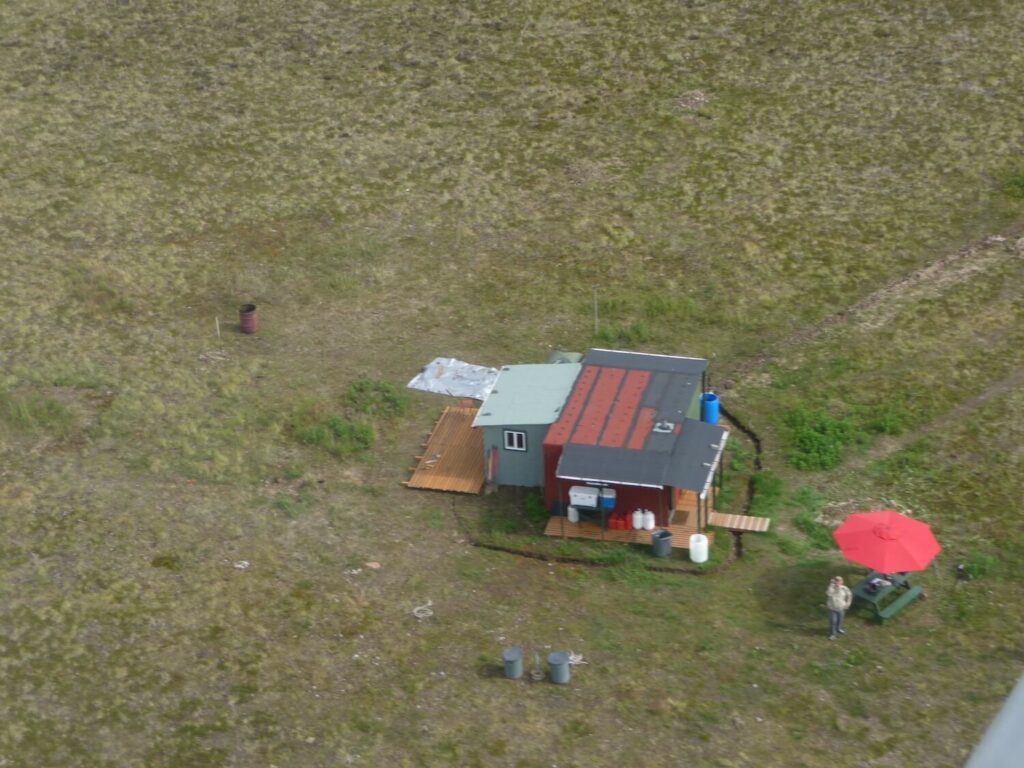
[{"left": 850, "top": 571, "right": 923, "bottom": 621}]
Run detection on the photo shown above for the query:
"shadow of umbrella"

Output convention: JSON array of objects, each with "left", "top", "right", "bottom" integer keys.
[{"left": 752, "top": 560, "right": 866, "bottom": 636}]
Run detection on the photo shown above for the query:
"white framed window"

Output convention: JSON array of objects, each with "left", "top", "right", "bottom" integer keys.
[{"left": 503, "top": 430, "right": 527, "bottom": 451}]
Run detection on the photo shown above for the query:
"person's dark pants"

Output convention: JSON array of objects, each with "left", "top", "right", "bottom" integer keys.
[{"left": 829, "top": 609, "right": 845, "bottom": 637}]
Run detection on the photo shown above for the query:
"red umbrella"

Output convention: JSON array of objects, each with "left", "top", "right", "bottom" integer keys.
[{"left": 833, "top": 510, "right": 941, "bottom": 572}]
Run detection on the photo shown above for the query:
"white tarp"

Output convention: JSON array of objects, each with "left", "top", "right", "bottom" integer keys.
[{"left": 407, "top": 357, "right": 500, "bottom": 401}]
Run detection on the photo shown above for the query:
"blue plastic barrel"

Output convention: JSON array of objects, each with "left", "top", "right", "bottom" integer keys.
[{"left": 701, "top": 392, "right": 720, "bottom": 425}]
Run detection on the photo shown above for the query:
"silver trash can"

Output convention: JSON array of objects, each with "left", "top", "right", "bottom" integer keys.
[
  {"left": 548, "top": 651, "right": 571, "bottom": 684},
  {"left": 503, "top": 646, "right": 523, "bottom": 679}
]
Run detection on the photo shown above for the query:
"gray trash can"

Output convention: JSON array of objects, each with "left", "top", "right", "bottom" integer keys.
[
  {"left": 548, "top": 651, "right": 571, "bottom": 685},
  {"left": 503, "top": 646, "right": 523, "bottom": 679},
  {"left": 652, "top": 529, "right": 673, "bottom": 557}
]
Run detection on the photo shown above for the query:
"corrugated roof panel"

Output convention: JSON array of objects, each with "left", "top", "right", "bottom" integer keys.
[{"left": 472, "top": 364, "right": 581, "bottom": 427}]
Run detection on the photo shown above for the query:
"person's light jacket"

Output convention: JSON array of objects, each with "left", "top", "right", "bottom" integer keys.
[{"left": 826, "top": 583, "right": 852, "bottom": 611}]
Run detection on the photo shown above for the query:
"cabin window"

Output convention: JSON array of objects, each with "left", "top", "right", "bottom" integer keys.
[{"left": 503, "top": 430, "right": 527, "bottom": 451}]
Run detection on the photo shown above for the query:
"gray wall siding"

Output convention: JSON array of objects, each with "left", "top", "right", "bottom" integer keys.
[{"left": 483, "top": 424, "right": 547, "bottom": 487}]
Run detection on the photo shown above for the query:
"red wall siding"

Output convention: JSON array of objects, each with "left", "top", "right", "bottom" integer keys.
[{"left": 543, "top": 443, "right": 563, "bottom": 509}]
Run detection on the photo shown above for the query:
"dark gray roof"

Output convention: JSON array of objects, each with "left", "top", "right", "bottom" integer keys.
[
  {"left": 556, "top": 418, "right": 728, "bottom": 491},
  {"left": 583, "top": 348, "right": 708, "bottom": 376}
]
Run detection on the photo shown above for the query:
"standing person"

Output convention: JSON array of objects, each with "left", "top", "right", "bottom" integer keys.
[{"left": 826, "top": 576, "right": 853, "bottom": 640}]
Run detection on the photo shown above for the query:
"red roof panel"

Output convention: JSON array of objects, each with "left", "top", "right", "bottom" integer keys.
[
  {"left": 571, "top": 367, "right": 625, "bottom": 445},
  {"left": 627, "top": 406, "right": 658, "bottom": 450},
  {"left": 544, "top": 365, "right": 598, "bottom": 446},
  {"left": 599, "top": 370, "right": 650, "bottom": 448}
]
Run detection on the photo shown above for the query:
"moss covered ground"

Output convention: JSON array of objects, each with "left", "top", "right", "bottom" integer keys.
[{"left": 1, "top": 1, "right": 1023, "bottom": 766}]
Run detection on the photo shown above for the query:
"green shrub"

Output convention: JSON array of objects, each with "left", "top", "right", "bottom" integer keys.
[
  {"left": 999, "top": 167, "right": 1024, "bottom": 199},
  {"left": 296, "top": 423, "right": 329, "bottom": 446},
  {"left": 343, "top": 377, "right": 409, "bottom": 418},
  {"left": 325, "top": 415, "right": 374, "bottom": 453},
  {"left": 288, "top": 401, "right": 375, "bottom": 457},
  {"left": 962, "top": 551, "right": 998, "bottom": 579},
  {"left": 782, "top": 407, "right": 863, "bottom": 470},
  {"left": 864, "top": 407, "right": 905, "bottom": 436}
]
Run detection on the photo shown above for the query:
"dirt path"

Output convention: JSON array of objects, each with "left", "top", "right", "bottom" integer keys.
[
  {"left": 842, "top": 365, "right": 1024, "bottom": 472},
  {"left": 730, "top": 224, "right": 1024, "bottom": 386}
]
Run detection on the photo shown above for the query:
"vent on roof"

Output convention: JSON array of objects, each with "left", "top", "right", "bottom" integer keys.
[{"left": 653, "top": 421, "right": 674, "bottom": 434}]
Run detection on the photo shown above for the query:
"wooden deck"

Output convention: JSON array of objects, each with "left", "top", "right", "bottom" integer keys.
[
  {"left": 543, "top": 516, "right": 714, "bottom": 550},
  {"left": 708, "top": 511, "right": 771, "bottom": 533},
  {"left": 404, "top": 406, "right": 485, "bottom": 494}
]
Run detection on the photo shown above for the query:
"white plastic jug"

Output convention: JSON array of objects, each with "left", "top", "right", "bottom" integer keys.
[
  {"left": 642, "top": 510, "right": 655, "bottom": 531},
  {"left": 689, "top": 533, "right": 709, "bottom": 563},
  {"left": 632, "top": 509, "right": 644, "bottom": 530},
  {"left": 567, "top": 506, "right": 579, "bottom": 523}
]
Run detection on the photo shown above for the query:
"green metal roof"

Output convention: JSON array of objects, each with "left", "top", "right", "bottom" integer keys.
[{"left": 472, "top": 364, "right": 582, "bottom": 427}]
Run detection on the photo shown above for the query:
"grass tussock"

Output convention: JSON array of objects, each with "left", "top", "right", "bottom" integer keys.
[
  {"left": 1, "top": 0, "right": 1023, "bottom": 765},
  {"left": 0, "top": 390, "right": 77, "bottom": 437}
]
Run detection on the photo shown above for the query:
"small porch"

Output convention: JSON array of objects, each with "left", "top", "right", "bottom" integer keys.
[
  {"left": 542, "top": 488, "right": 719, "bottom": 549},
  {"left": 543, "top": 515, "right": 714, "bottom": 550}
]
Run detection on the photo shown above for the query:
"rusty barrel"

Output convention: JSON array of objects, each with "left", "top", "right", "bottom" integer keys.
[{"left": 239, "top": 303, "right": 258, "bottom": 334}]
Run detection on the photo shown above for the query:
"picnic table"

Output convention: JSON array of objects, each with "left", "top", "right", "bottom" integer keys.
[{"left": 850, "top": 571, "right": 924, "bottom": 622}]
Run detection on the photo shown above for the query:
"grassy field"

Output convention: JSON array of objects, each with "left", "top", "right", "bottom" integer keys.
[{"left": 2, "top": 1, "right": 1023, "bottom": 766}]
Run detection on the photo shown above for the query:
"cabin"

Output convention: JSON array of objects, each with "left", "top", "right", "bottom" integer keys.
[
  {"left": 406, "top": 349, "right": 757, "bottom": 551},
  {"left": 541, "top": 349, "right": 727, "bottom": 531}
]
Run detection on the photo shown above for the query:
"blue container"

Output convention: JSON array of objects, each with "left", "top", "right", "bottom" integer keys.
[
  {"left": 701, "top": 392, "right": 720, "bottom": 425},
  {"left": 599, "top": 488, "right": 616, "bottom": 510}
]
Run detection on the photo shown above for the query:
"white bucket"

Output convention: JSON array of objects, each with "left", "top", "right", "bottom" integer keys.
[
  {"left": 567, "top": 506, "right": 579, "bottom": 523},
  {"left": 689, "top": 533, "right": 709, "bottom": 563}
]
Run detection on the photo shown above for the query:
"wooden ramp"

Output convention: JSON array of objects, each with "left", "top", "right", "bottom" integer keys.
[
  {"left": 543, "top": 516, "right": 714, "bottom": 550},
  {"left": 405, "top": 407, "right": 485, "bottom": 494},
  {"left": 708, "top": 512, "right": 771, "bottom": 533}
]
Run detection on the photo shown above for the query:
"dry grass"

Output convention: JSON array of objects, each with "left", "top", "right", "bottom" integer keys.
[{"left": 2, "top": 1, "right": 1024, "bottom": 766}]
